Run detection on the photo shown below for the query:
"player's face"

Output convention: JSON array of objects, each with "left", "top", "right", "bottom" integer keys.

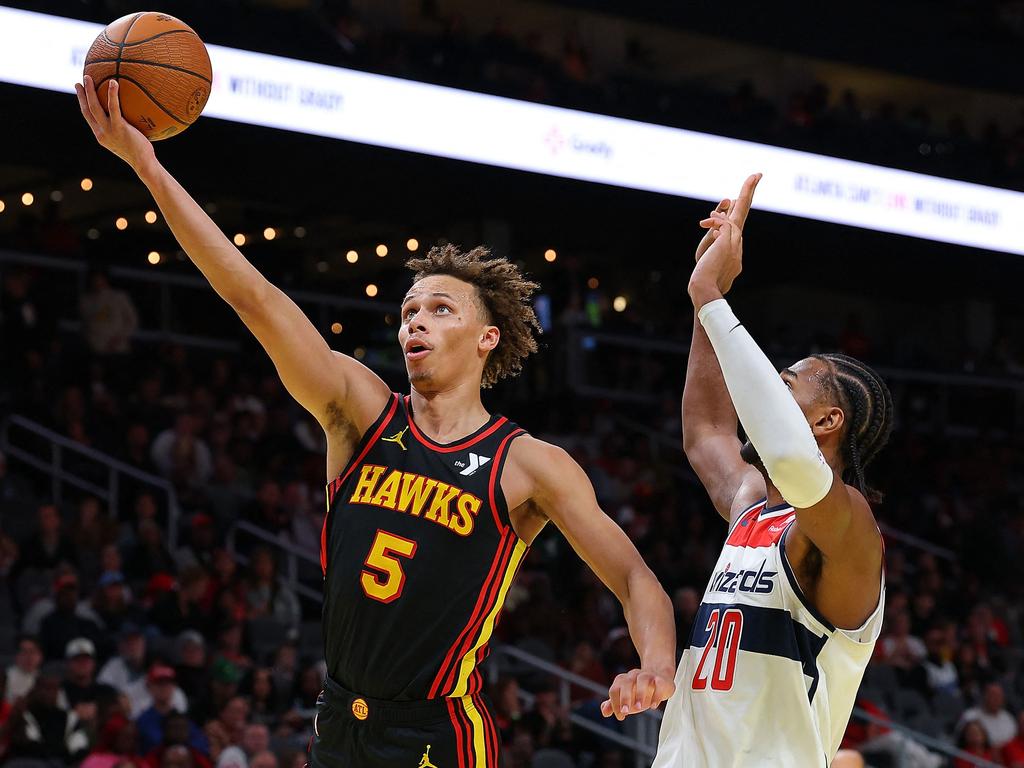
[
  {"left": 740, "top": 357, "right": 835, "bottom": 467},
  {"left": 399, "top": 275, "right": 498, "bottom": 389}
]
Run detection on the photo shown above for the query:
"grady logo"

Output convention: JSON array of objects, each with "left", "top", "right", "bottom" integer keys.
[
  {"left": 543, "top": 126, "right": 614, "bottom": 159},
  {"left": 709, "top": 559, "right": 777, "bottom": 595},
  {"left": 454, "top": 453, "right": 491, "bottom": 476}
]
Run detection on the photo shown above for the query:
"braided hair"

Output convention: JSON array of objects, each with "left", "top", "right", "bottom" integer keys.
[{"left": 813, "top": 353, "right": 894, "bottom": 503}]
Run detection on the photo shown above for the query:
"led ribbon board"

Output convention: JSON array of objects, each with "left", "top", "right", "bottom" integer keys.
[{"left": 3, "top": 5, "right": 1023, "bottom": 254}]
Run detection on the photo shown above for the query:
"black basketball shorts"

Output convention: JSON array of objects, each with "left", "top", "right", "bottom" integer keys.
[{"left": 308, "top": 676, "right": 503, "bottom": 768}]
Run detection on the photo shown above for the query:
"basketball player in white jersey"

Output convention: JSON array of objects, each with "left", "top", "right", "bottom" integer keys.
[{"left": 652, "top": 174, "right": 893, "bottom": 767}]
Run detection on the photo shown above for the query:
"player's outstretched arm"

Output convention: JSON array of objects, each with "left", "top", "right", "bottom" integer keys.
[
  {"left": 75, "top": 76, "right": 390, "bottom": 433},
  {"left": 683, "top": 175, "right": 763, "bottom": 522},
  {"left": 511, "top": 437, "right": 676, "bottom": 721},
  {"left": 687, "top": 186, "right": 881, "bottom": 580}
]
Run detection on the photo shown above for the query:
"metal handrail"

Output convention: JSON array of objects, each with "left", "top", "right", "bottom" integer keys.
[
  {"left": 877, "top": 523, "right": 956, "bottom": 561},
  {"left": 493, "top": 644, "right": 661, "bottom": 767},
  {"left": 226, "top": 519, "right": 322, "bottom": 606},
  {"left": 850, "top": 705, "right": 1003, "bottom": 768},
  {"left": 494, "top": 645, "right": 997, "bottom": 768},
  {"left": 1, "top": 413, "right": 184, "bottom": 550}
]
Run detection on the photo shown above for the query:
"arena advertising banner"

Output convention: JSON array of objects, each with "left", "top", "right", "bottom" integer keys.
[{"left": 3, "top": 5, "right": 1023, "bottom": 254}]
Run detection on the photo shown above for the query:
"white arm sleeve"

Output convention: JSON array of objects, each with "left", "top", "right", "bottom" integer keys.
[{"left": 698, "top": 298, "right": 834, "bottom": 508}]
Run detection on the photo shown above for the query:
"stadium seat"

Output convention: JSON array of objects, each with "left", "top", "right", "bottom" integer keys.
[
  {"left": 908, "top": 712, "right": 943, "bottom": 738},
  {"left": 248, "top": 616, "right": 290, "bottom": 664},
  {"left": 861, "top": 665, "right": 899, "bottom": 699},
  {"left": 891, "top": 689, "right": 929, "bottom": 720},
  {"left": 0, "top": 624, "right": 15, "bottom": 654},
  {"left": 931, "top": 690, "right": 964, "bottom": 728},
  {"left": 299, "top": 621, "right": 322, "bottom": 661}
]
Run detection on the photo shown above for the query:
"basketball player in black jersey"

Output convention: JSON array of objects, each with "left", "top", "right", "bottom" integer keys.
[{"left": 77, "top": 76, "right": 677, "bottom": 767}]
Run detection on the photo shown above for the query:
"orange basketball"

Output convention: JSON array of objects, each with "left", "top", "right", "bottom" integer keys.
[{"left": 84, "top": 12, "right": 213, "bottom": 141}]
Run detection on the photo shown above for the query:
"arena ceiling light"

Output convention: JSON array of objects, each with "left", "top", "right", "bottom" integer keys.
[{"left": 4, "top": 6, "right": 1023, "bottom": 255}]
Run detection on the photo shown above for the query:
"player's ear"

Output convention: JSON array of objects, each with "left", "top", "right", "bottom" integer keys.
[
  {"left": 811, "top": 406, "right": 844, "bottom": 438},
  {"left": 479, "top": 325, "right": 500, "bottom": 353}
]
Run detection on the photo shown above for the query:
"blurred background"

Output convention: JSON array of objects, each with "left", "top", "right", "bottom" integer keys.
[{"left": 0, "top": 1, "right": 1023, "bottom": 767}]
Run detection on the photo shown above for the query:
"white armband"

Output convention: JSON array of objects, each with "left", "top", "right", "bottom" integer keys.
[{"left": 698, "top": 299, "right": 834, "bottom": 508}]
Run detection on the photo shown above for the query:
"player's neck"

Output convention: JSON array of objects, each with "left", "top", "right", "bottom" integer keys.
[{"left": 408, "top": 380, "right": 490, "bottom": 443}]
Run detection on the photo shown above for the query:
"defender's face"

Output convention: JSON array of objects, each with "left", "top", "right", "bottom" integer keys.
[
  {"left": 740, "top": 357, "right": 834, "bottom": 466},
  {"left": 399, "top": 275, "right": 494, "bottom": 388},
  {"left": 780, "top": 358, "right": 833, "bottom": 416}
]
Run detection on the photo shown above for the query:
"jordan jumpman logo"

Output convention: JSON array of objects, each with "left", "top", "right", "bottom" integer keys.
[
  {"left": 382, "top": 427, "right": 409, "bottom": 451},
  {"left": 418, "top": 744, "right": 437, "bottom": 768}
]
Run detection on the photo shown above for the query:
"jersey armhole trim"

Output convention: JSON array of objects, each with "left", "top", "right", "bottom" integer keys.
[
  {"left": 727, "top": 498, "right": 766, "bottom": 536},
  {"left": 325, "top": 393, "right": 400, "bottom": 504},
  {"left": 779, "top": 522, "right": 837, "bottom": 634},
  {"left": 488, "top": 428, "right": 527, "bottom": 535}
]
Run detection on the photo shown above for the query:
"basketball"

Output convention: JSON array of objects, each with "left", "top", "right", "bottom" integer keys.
[{"left": 83, "top": 12, "right": 212, "bottom": 141}]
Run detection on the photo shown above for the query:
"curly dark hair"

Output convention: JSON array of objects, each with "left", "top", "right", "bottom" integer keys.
[{"left": 406, "top": 244, "right": 541, "bottom": 387}]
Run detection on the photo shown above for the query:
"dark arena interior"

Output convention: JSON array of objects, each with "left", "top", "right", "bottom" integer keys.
[{"left": 0, "top": 2, "right": 1023, "bottom": 767}]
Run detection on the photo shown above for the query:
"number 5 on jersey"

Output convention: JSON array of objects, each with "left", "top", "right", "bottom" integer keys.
[
  {"left": 692, "top": 608, "right": 743, "bottom": 691},
  {"left": 361, "top": 530, "right": 418, "bottom": 603}
]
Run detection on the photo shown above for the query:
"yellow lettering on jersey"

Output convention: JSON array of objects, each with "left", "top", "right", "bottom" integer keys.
[
  {"left": 370, "top": 470, "right": 403, "bottom": 510},
  {"left": 350, "top": 464, "right": 386, "bottom": 504},
  {"left": 424, "top": 482, "right": 459, "bottom": 526},
  {"left": 397, "top": 473, "right": 438, "bottom": 517},
  {"left": 449, "top": 493, "right": 482, "bottom": 537}
]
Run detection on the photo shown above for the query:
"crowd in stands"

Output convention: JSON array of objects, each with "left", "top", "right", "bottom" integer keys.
[
  {"left": 0, "top": 4, "right": 1022, "bottom": 767},
  {"left": 0, "top": 234, "right": 1022, "bottom": 768}
]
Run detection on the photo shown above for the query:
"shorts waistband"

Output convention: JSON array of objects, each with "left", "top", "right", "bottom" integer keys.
[{"left": 320, "top": 676, "right": 456, "bottom": 725}]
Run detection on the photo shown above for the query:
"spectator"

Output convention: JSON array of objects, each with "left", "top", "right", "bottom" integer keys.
[
  {"left": 240, "top": 669, "right": 283, "bottom": 726},
  {"left": 240, "top": 723, "right": 270, "bottom": 759},
  {"left": 566, "top": 640, "right": 606, "bottom": 704},
  {"left": 10, "top": 502, "right": 77, "bottom": 586},
  {"left": 21, "top": 566, "right": 101, "bottom": 636},
  {"left": 956, "top": 719, "right": 1001, "bottom": 767},
  {"left": 522, "top": 687, "right": 574, "bottom": 753},
  {"left": 246, "top": 482, "right": 288, "bottom": 536},
  {"left": 215, "top": 696, "right": 250, "bottom": 747},
  {"left": 5, "top": 635, "right": 43, "bottom": 704},
  {"left": 143, "top": 712, "right": 211, "bottom": 768},
  {"left": 61, "top": 637, "right": 117, "bottom": 730},
  {"left": 158, "top": 742, "right": 200, "bottom": 768},
  {"left": 176, "top": 514, "right": 219, "bottom": 572},
  {"left": 195, "top": 659, "right": 243, "bottom": 728},
  {"left": 81, "top": 714, "right": 144, "bottom": 768},
  {"left": 268, "top": 644, "right": 297, "bottom": 716},
  {"left": 93, "top": 571, "right": 145, "bottom": 637},
  {"left": 126, "top": 520, "right": 178, "bottom": 584},
  {"left": 921, "top": 625, "right": 959, "bottom": 697},
  {"left": 248, "top": 750, "right": 278, "bottom": 768},
  {"left": 73, "top": 496, "right": 120, "bottom": 584},
  {"left": 1003, "top": 711, "right": 1024, "bottom": 767},
  {"left": 5, "top": 669, "right": 91, "bottom": 763},
  {"left": 174, "top": 630, "right": 209, "bottom": 720},
  {"left": 80, "top": 269, "right": 139, "bottom": 356},
  {"left": 959, "top": 682, "right": 1018, "bottom": 749},
  {"left": 151, "top": 414, "right": 213, "bottom": 490},
  {"left": 38, "top": 573, "right": 104, "bottom": 660},
  {"left": 242, "top": 548, "right": 300, "bottom": 627},
  {"left": 878, "top": 611, "right": 927, "bottom": 671},
  {"left": 136, "top": 666, "right": 207, "bottom": 755}
]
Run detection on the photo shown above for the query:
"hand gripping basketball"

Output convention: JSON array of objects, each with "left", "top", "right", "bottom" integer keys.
[
  {"left": 600, "top": 667, "right": 676, "bottom": 722},
  {"left": 76, "top": 76, "right": 157, "bottom": 173}
]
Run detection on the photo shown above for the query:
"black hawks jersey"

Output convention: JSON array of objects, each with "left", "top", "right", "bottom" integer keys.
[{"left": 320, "top": 393, "right": 530, "bottom": 701}]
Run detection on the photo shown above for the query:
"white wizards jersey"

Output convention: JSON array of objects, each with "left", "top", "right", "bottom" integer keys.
[{"left": 653, "top": 499, "right": 885, "bottom": 768}]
